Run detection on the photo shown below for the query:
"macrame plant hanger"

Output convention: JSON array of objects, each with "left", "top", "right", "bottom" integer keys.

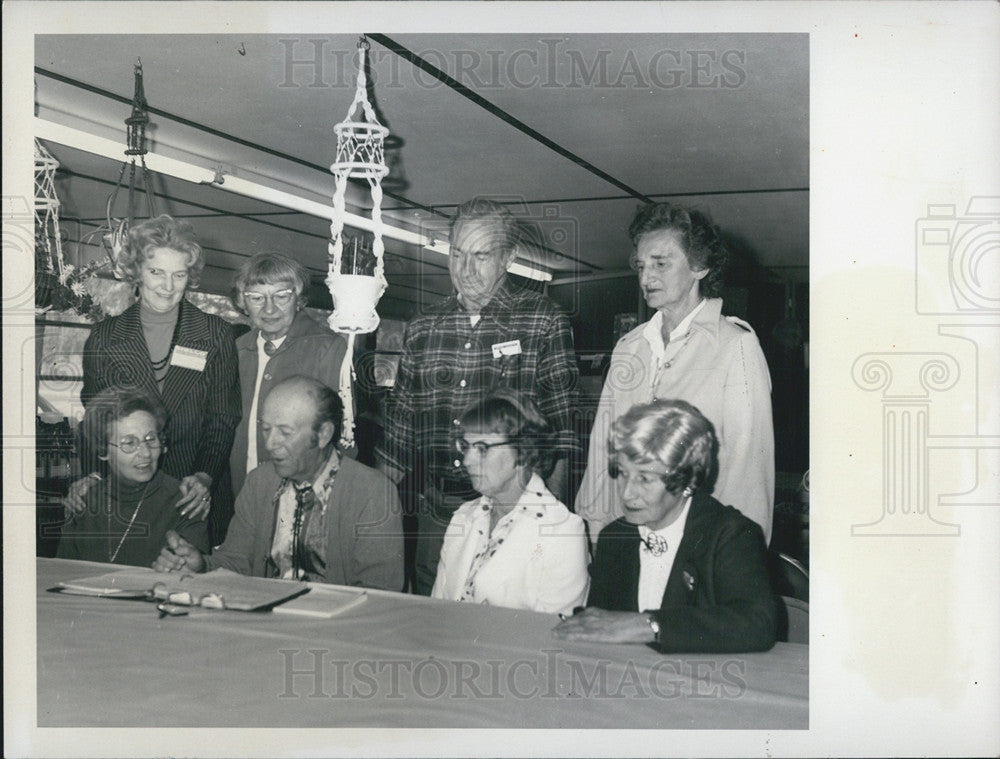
[
  {"left": 34, "top": 138, "right": 65, "bottom": 279},
  {"left": 326, "top": 36, "right": 390, "bottom": 448},
  {"left": 102, "top": 58, "right": 158, "bottom": 277}
]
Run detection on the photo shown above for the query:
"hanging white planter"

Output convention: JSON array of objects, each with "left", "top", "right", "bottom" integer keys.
[
  {"left": 325, "top": 37, "right": 391, "bottom": 447},
  {"left": 326, "top": 37, "right": 389, "bottom": 335},
  {"left": 327, "top": 273, "right": 385, "bottom": 334}
]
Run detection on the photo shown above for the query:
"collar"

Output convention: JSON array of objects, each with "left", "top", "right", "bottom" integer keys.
[
  {"left": 641, "top": 299, "right": 707, "bottom": 351},
  {"left": 138, "top": 301, "right": 180, "bottom": 326},
  {"left": 475, "top": 472, "right": 559, "bottom": 523},
  {"left": 292, "top": 448, "right": 342, "bottom": 495},
  {"left": 240, "top": 309, "right": 319, "bottom": 351},
  {"left": 101, "top": 470, "right": 166, "bottom": 503},
  {"left": 628, "top": 297, "right": 723, "bottom": 352},
  {"left": 257, "top": 332, "right": 287, "bottom": 352},
  {"left": 638, "top": 492, "right": 692, "bottom": 546},
  {"left": 437, "top": 276, "right": 520, "bottom": 318},
  {"left": 113, "top": 299, "right": 211, "bottom": 344}
]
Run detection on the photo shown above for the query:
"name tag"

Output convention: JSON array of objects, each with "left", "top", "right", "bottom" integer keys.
[
  {"left": 170, "top": 345, "right": 208, "bottom": 372},
  {"left": 492, "top": 339, "right": 522, "bottom": 358}
]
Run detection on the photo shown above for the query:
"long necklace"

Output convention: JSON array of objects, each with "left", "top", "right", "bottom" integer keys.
[{"left": 108, "top": 482, "right": 151, "bottom": 563}]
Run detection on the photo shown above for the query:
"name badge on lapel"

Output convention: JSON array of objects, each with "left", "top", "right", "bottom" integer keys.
[
  {"left": 170, "top": 345, "right": 208, "bottom": 372},
  {"left": 492, "top": 339, "right": 522, "bottom": 359}
]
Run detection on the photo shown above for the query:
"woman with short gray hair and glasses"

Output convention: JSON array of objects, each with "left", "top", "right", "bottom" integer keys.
[
  {"left": 230, "top": 252, "right": 350, "bottom": 498},
  {"left": 431, "top": 389, "right": 588, "bottom": 615}
]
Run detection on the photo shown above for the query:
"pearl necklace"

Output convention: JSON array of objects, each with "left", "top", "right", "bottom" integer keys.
[{"left": 108, "top": 482, "right": 151, "bottom": 563}]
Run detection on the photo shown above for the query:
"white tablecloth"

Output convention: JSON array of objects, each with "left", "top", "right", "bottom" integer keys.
[{"left": 37, "top": 558, "right": 808, "bottom": 728}]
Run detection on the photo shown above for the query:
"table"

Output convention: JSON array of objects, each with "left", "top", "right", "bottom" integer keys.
[{"left": 37, "top": 558, "right": 808, "bottom": 728}]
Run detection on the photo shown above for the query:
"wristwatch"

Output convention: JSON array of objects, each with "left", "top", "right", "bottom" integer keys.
[{"left": 646, "top": 613, "right": 661, "bottom": 642}]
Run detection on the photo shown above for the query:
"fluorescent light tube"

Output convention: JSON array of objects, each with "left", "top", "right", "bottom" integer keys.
[{"left": 35, "top": 118, "right": 552, "bottom": 281}]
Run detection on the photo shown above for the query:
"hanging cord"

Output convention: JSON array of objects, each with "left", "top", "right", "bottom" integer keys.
[{"left": 339, "top": 333, "right": 357, "bottom": 449}]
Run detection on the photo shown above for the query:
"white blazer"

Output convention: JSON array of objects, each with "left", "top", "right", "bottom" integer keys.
[{"left": 431, "top": 474, "right": 590, "bottom": 615}]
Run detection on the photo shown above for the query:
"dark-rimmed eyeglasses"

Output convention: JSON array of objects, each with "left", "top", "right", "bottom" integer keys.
[
  {"left": 108, "top": 433, "right": 162, "bottom": 454},
  {"left": 454, "top": 437, "right": 510, "bottom": 457},
  {"left": 243, "top": 289, "right": 296, "bottom": 309}
]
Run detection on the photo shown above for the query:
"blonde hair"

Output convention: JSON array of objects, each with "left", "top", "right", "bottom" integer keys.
[
  {"left": 117, "top": 214, "right": 205, "bottom": 287},
  {"left": 609, "top": 399, "right": 719, "bottom": 495}
]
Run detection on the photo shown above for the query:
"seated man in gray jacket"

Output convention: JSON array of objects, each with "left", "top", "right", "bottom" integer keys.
[{"left": 154, "top": 375, "right": 404, "bottom": 591}]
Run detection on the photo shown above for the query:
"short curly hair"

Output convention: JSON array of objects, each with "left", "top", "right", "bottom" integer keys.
[
  {"left": 232, "top": 252, "right": 308, "bottom": 313},
  {"left": 457, "top": 389, "right": 556, "bottom": 480},
  {"left": 81, "top": 386, "right": 167, "bottom": 463},
  {"left": 628, "top": 203, "right": 729, "bottom": 298},
  {"left": 116, "top": 214, "right": 205, "bottom": 287},
  {"left": 608, "top": 398, "right": 719, "bottom": 496}
]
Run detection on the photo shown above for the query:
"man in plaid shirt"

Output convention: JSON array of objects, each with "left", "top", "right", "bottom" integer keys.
[{"left": 376, "top": 198, "right": 579, "bottom": 595}]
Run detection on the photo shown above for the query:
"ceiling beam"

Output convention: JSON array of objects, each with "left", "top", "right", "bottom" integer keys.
[{"left": 369, "top": 34, "right": 654, "bottom": 204}]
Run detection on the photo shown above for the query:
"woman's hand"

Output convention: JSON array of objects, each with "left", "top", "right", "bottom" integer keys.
[
  {"left": 552, "top": 607, "right": 657, "bottom": 644},
  {"left": 61, "top": 473, "right": 101, "bottom": 515},
  {"left": 174, "top": 472, "right": 212, "bottom": 520}
]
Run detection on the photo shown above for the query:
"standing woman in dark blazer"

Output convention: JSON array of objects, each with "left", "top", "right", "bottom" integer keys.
[
  {"left": 554, "top": 399, "right": 777, "bottom": 653},
  {"left": 65, "top": 214, "right": 241, "bottom": 544}
]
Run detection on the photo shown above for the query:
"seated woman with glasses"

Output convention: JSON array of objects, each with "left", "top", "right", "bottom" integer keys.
[
  {"left": 431, "top": 390, "right": 589, "bottom": 614},
  {"left": 553, "top": 399, "right": 777, "bottom": 653},
  {"left": 57, "top": 387, "right": 209, "bottom": 566}
]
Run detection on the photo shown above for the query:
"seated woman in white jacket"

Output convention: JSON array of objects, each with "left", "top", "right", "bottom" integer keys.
[{"left": 431, "top": 390, "right": 589, "bottom": 615}]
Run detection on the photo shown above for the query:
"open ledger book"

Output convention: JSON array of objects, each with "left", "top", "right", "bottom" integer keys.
[{"left": 56, "top": 567, "right": 365, "bottom": 615}]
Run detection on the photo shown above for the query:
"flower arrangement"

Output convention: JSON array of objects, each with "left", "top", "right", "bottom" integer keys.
[{"left": 35, "top": 256, "right": 111, "bottom": 322}]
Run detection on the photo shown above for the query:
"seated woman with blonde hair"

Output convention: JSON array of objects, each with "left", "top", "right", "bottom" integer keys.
[
  {"left": 431, "top": 390, "right": 589, "bottom": 615},
  {"left": 554, "top": 398, "right": 777, "bottom": 653}
]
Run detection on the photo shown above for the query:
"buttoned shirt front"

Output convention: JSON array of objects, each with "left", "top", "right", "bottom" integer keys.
[
  {"left": 247, "top": 333, "right": 286, "bottom": 472},
  {"left": 576, "top": 297, "right": 774, "bottom": 543},
  {"left": 637, "top": 494, "right": 692, "bottom": 612},
  {"left": 269, "top": 449, "right": 340, "bottom": 580},
  {"left": 377, "top": 278, "right": 579, "bottom": 488}
]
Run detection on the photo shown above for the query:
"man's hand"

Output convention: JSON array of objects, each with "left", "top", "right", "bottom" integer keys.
[
  {"left": 152, "top": 530, "right": 205, "bottom": 573},
  {"left": 61, "top": 473, "right": 101, "bottom": 515},
  {"left": 551, "top": 607, "right": 656, "bottom": 644},
  {"left": 174, "top": 472, "right": 212, "bottom": 520}
]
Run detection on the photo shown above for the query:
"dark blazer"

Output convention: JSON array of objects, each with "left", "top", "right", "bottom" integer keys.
[
  {"left": 588, "top": 492, "right": 778, "bottom": 653},
  {"left": 230, "top": 310, "right": 348, "bottom": 496},
  {"left": 81, "top": 300, "right": 242, "bottom": 539}
]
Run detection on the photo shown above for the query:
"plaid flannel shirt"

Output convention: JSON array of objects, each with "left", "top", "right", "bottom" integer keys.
[{"left": 377, "top": 278, "right": 579, "bottom": 488}]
